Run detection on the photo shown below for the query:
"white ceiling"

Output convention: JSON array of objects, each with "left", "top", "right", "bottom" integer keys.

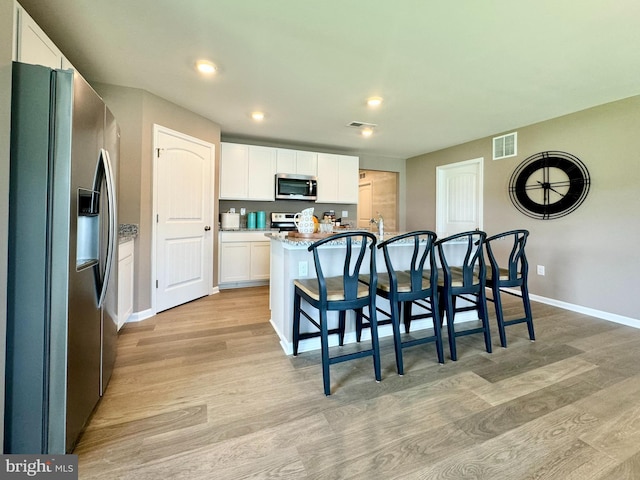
[{"left": 18, "top": 0, "right": 640, "bottom": 159}]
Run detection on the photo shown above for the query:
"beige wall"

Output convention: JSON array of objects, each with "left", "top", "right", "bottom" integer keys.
[
  {"left": 0, "top": 0, "right": 14, "bottom": 451},
  {"left": 93, "top": 83, "right": 221, "bottom": 313},
  {"left": 407, "top": 95, "right": 640, "bottom": 320}
]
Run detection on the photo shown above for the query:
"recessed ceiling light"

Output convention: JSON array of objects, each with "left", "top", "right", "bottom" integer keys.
[
  {"left": 196, "top": 60, "right": 217, "bottom": 74},
  {"left": 367, "top": 96, "right": 383, "bottom": 107},
  {"left": 361, "top": 127, "right": 374, "bottom": 137},
  {"left": 251, "top": 111, "right": 265, "bottom": 121}
]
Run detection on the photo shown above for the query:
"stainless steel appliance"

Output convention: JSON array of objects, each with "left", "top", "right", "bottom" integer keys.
[
  {"left": 270, "top": 212, "right": 297, "bottom": 231},
  {"left": 5, "top": 62, "right": 119, "bottom": 453},
  {"left": 275, "top": 173, "right": 317, "bottom": 200}
]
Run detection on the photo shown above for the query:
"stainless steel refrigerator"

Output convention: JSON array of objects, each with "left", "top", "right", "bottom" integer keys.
[{"left": 5, "top": 62, "right": 119, "bottom": 453}]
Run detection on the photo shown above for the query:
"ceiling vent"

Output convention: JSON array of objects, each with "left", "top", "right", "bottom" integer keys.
[
  {"left": 493, "top": 132, "right": 517, "bottom": 160},
  {"left": 347, "top": 121, "right": 377, "bottom": 128}
]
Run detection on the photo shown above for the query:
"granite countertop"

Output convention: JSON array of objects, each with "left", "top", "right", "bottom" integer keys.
[
  {"left": 220, "top": 228, "right": 278, "bottom": 232},
  {"left": 265, "top": 231, "right": 403, "bottom": 248}
]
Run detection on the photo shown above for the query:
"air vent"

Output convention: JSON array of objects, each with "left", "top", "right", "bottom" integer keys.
[
  {"left": 493, "top": 132, "right": 517, "bottom": 160},
  {"left": 347, "top": 121, "right": 377, "bottom": 128}
]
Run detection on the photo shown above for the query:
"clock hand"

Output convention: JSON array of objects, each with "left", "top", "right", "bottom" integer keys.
[{"left": 536, "top": 180, "right": 566, "bottom": 198}]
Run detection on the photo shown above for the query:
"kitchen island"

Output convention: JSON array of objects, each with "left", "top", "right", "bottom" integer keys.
[{"left": 267, "top": 231, "right": 443, "bottom": 355}]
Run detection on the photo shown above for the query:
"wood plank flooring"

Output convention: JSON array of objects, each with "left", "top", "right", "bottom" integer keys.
[{"left": 74, "top": 286, "right": 640, "bottom": 479}]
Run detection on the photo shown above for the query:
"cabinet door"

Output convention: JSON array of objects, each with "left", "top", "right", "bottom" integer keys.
[
  {"left": 117, "top": 241, "right": 134, "bottom": 331},
  {"left": 248, "top": 146, "right": 276, "bottom": 200},
  {"left": 295, "top": 151, "right": 318, "bottom": 176},
  {"left": 220, "top": 143, "right": 249, "bottom": 199},
  {"left": 276, "top": 148, "right": 296, "bottom": 174},
  {"left": 219, "top": 242, "right": 251, "bottom": 282},
  {"left": 16, "top": 6, "right": 63, "bottom": 69},
  {"left": 250, "top": 242, "right": 271, "bottom": 280},
  {"left": 338, "top": 155, "right": 359, "bottom": 204},
  {"left": 316, "top": 153, "right": 339, "bottom": 203}
]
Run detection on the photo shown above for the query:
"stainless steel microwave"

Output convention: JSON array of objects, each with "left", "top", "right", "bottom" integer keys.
[{"left": 275, "top": 173, "right": 317, "bottom": 200}]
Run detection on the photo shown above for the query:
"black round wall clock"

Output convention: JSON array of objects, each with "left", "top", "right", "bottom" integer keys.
[{"left": 509, "top": 151, "right": 591, "bottom": 220}]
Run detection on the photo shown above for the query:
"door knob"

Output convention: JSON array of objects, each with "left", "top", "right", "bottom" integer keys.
[{"left": 204, "top": 225, "right": 211, "bottom": 231}]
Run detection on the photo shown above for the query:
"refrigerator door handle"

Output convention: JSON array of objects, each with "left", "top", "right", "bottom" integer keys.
[{"left": 96, "top": 148, "right": 117, "bottom": 308}]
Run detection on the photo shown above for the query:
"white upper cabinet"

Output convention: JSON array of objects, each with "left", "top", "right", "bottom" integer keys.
[
  {"left": 316, "top": 153, "right": 359, "bottom": 204},
  {"left": 220, "top": 143, "right": 249, "bottom": 199},
  {"left": 247, "top": 145, "right": 276, "bottom": 200},
  {"left": 14, "top": 3, "right": 64, "bottom": 69},
  {"left": 275, "top": 149, "right": 296, "bottom": 174},
  {"left": 222, "top": 142, "right": 357, "bottom": 203},
  {"left": 220, "top": 142, "right": 276, "bottom": 201},
  {"left": 276, "top": 148, "right": 318, "bottom": 176}
]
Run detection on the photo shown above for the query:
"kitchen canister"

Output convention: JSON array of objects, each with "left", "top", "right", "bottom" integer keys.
[
  {"left": 247, "top": 211, "right": 257, "bottom": 229},
  {"left": 256, "top": 211, "right": 266, "bottom": 229}
]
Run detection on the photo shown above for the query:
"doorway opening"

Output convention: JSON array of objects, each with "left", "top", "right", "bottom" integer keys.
[{"left": 358, "top": 170, "right": 399, "bottom": 232}]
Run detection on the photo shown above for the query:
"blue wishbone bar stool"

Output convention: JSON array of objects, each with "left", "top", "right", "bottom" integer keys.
[
  {"left": 292, "top": 231, "right": 381, "bottom": 395},
  {"left": 485, "top": 229, "right": 535, "bottom": 347}
]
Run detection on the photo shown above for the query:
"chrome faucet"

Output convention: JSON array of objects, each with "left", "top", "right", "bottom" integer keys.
[{"left": 370, "top": 213, "right": 384, "bottom": 237}]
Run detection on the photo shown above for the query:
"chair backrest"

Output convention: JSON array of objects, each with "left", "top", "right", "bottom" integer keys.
[
  {"left": 307, "top": 231, "right": 377, "bottom": 305},
  {"left": 378, "top": 230, "right": 438, "bottom": 295},
  {"left": 485, "top": 229, "right": 529, "bottom": 282},
  {"left": 435, "top": 231, "right": 487, "bottom": 289}
]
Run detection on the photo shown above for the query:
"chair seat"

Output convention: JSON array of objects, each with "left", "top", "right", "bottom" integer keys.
[
  {"left": 294, "top": 276, "right": 372, "bottom": 301},
  {"left": 436, "top": 267, "right": 481, "bottom": 287},
  {"left": 364, "top": 271, "right": 434, "bottom": 293},
  {"left": 486, "top": 267, "right": 521, "bottom": 282}
]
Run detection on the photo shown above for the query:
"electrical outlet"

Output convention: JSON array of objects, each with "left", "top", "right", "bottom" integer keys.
[
  {"left": 537, "top": 265, "right": 545, "bottom": 276},
  {"left": 342, "top": 210, "right": 349, "bottom": 217},
  {"left": 298, "top": 261, "right": 308, "bottom": 277}
]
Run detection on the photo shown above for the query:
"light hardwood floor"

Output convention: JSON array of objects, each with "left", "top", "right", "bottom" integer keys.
[{"left": 75, "top": 286, "right": 640, "bottom": 479}]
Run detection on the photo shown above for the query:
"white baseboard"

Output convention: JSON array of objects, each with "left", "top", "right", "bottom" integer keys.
[
  {"left": 126, "top": 308, "right": 155, "bottom": 323},
  {"left": 527, "top": 292, "right": 640, "bottom": 329}
]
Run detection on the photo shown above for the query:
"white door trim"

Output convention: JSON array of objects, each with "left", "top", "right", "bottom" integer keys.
[
  {"left": 436, "top": 157, "right": 484, "bottom": 237},
  {"left": 151, "top": 124, "right": 216, "bottom": 314}
]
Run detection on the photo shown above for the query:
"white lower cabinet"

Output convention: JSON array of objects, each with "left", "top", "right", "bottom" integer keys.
[
  {"left": 219, "top": 231, "right": 271, "bottom": 287},
  {"left": 117, "top": 238, "right": 134, "bottom": 330}
]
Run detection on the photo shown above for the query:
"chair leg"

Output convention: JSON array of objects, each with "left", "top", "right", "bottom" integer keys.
[
  {"left": 319, "top": 309, "right": 331, "bottom": 396},
  {"left": 368, "top": 304, "right": 382, "bottom": 383},
  {"left": 390, "top": 300, "right": 404, "bottom": 375},
  {"left": 432, "top": 296, "right": 445, "bottom": 365},
  {"left": 293, "top": 290, "right": 301, "bottom": 356},
  {"left": 522, "top": 283, "right": 535, "bottom": 341},
  {"left": 478, "top": 289, "right": 492, "bottom": 354},
  {"left": 338, "top": 311, "right": 346, "bottom": 346},
  {"left": 441, "top": 290, "right": 458, "bottom": 361},
  {"left": 492, "top": 285, "right": 507, "bottom": 347},
  {"left": 403, "top": 301, "right": 413, "bottom": 333},
  {"left": 355, "top": 308, "right": 363, "bottom": 342}
]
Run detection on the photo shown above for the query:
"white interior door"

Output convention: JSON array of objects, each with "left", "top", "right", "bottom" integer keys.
[
  {"left": 154, "top": 126, "right": 214, "bottom": 312},
  {"left": 358, "top": 181, "right": 373, "bottom": 229},
  {"left": 436, "top": 158, "right": 483, "bottom": 237}
]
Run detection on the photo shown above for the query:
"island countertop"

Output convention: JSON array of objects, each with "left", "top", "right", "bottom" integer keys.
[{"left": 265, "top": 230, "right": 404, "bottom": 248}]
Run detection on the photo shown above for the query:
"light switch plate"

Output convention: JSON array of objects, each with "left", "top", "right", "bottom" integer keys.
[{"left": 342, "top": 210, "right": 348, "bottom": 217}]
